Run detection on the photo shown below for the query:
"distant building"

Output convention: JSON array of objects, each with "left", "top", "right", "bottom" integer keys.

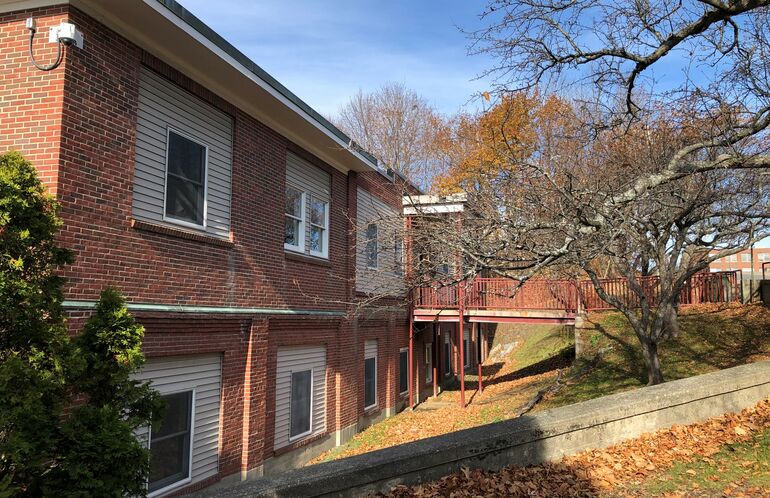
[{"left": 710, "top": 248, "right": 770, "bottom": 276}]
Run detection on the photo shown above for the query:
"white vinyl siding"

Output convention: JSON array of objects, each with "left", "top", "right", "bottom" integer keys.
[
  {"left": 274, "top": 345, "right": 327, "bottom": 450},
  {"left": 133, "top": 354, "right": 222, "bottom": 496},
  {"left": 356, "top": 187, "right": 404, "bottom": 295},
  {"left": 133, "top": 67, "right": 233, "bottom": 238},
  {"left": 285, "top": 153, "right": 331, "bottom": 258},
  {"left": 364, "top": 340, "right": 378, "bottom": 410}
]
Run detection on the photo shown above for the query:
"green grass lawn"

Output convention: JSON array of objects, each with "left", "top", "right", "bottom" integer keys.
[
  {"left": 539, "top": 304, "right": 770, "bottom": 411},
  {"left": 643, "top": 426, "right": 770, "bottom": 495}
]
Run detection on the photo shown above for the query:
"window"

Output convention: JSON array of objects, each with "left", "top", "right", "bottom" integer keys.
[
  {"left": 289, "top": 370, "right": 313, "bottom": 439},
  {"left": 425, "top": 343, "right": 433, "bottom": 383},
  {"left": 728, "top": 255, "right": 738, "bottom": 262},
  {"left": 399, "top": 349, "right": 408, "bottom": 395},
  {"left": 394, "top": 238, "right": 404, "bottom": 275},
  {"left": 285, "top": 185, "right": 305, "bottom": 251},
  {"left": 444, "top": 332, "right": 452, "bottom": 377},
  {"left": 165, "top": 130, "right": 207, "bottom": 227},
  {"left": 741, "top": 253, "right": 752, "bottom": 263},
  {"left": 364, "top": 351, "right": 377, "bottom": 410},
  {"left": 463, "top": 335, "right": 470, "bottom": 368},
  {"left": 760, "top": 253, "right": 770, "bottom": 262},
  {"left": 149, "top": 391, "right": 193, "bottom": 494},
  {"left": 365, "top": 223, "right": 378, "bottom": 269},
  {"left": 309, "top": 197, "right": 328, "bottom": 257}
]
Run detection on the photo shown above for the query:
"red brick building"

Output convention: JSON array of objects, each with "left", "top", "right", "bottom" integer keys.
[
  {"left": 710, "top": 248, "right": 770, "bottom": 277},
  {"left": 0, "top": 1, "right": 477, "bottom": 495}
]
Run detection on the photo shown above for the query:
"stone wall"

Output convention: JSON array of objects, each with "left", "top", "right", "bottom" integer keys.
[{"left": 197, "top": 360, "right": 770, "bottom": 497}]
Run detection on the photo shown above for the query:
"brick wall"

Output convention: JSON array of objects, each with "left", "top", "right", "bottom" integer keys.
[
  {"left": 0, "top": 4, "right": 411, "bottom": 493},
  {"left": 0, "top": 7, "right": 68, "bottom": 193}
]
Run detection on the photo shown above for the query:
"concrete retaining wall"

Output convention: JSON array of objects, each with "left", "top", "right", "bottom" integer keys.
[{"left": 196, "top": 361, "right": 770, "bottom": 498}]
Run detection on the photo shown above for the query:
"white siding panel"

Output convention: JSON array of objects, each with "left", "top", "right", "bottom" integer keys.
[
  {"left": 133, "top": 354, "right": 222, "bottom": 491},
  {"left": 132, "top": 67, "right": 233, "bottom": 239},
  {"left": 365, "top": 339, "right": 377, "bottom": 360},
  {"left": 356, "top": 187, "right": 404, "bottom": 295},
  {"left": 274, "top": 345, "right": 327, "bottom": 450}
]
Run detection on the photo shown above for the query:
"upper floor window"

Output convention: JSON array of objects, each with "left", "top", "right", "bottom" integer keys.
[
  {"left": 760, "top": 253, "right": 770, "bottom": 262},
  {"left": 741, "top": 253, "right": 752, "bottom": 263},
  {"left": 285, "top": 152, "right": 331, "bottom": 259},
  {"left": 285, "top": 185, "right": 305, "bottom": 251},
  {"left": 728, "top": 255, "right": 738, "bottom": 262},
  {"left": 394, "top": 238, "right": 404, "bottom": 275},
  {"left": 133, "top": 67, "right": 233, "bottom": 239},
  {"left": 165, "top": 130, "right": 208, "bottom": 227},
  {"left": 365, "top": 223, "right": 378, "bottom": 269},
  {"left": 309, "top": 197, "right": 329, "bottom": 258}
]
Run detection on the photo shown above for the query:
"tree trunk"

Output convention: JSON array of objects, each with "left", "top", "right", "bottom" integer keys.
[{"left": 640, "top": 339, "right": 664, "bottom": 385}]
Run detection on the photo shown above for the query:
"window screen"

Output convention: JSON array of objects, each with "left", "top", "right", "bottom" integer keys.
[
  {"left": 290, "top": 370, "right": 312, "bottom": 438},
  {"left": 364, "top": 357, "right": 376, "bottom": 408},
  {"left": 149, "top": 391, "right": 193, "bottom": 493},
  {"left": 399, "top": 350, "right": 408, "bottom": 394},
  {"left": 165, "top": 131, "right": 206, "bottom": 225}
]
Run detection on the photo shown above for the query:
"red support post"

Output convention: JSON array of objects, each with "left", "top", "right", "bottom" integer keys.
[
  {"left": 458, "top": 284, "right": 466, "bottom": 408},
  {"left": 477, "top": 323, "right": 483, "bottom": 394},
  {"left": 408, "top": 303, "right": 414, "bottom": 410},
  {"left": 432, "top": 324, "right": 438, "bottom": 397}
]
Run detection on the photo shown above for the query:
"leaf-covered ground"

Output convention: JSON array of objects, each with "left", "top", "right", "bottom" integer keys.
[
  {"left": 309, "top": 325, "right": 574, "bottom": 463},
  {"left": 378, "top": 398, "right": 770, "bottom": 497},
  {"left": 310, "top": 304, "right": 770, "bottom": 465}
]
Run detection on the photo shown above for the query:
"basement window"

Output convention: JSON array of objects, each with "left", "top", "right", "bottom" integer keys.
[
  {"left": 148, "top": 391, "right": 193, "bottom": 494},
  {"left": 289, "top": 370, "right": 313, "bottom": 440}
]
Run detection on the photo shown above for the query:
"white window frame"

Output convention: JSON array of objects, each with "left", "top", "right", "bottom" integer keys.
[
  {"left": 728, "top": 254, "right": 738, "bottom": 262},
  {"left": 284, "top": 184, "right": 306, "bottom": 253},
  {"left": 425, "top": 343, "right": 433, "bottom": 384},
  {"left": 398, "top": 347, "right": 409, "bottom": 395},
  {"left": 365, "top": 223, "right": 379, "bottom": 270},
  {"left": 162, "top": 127, "right": 209, "bottom": 230},
  {"left": 147, "top": 388, "right": 196, "bottom": 498},
  {"left": 741, "top": 253, "right": 752, "bottom": 263},
  {"left": 364, "top": 350, "right": 378, "bottom": 411},
  {"left": 308, "top": 195, "right": 329, "bottom": 259},
  {"left": 288, "top": 368, "right": 314, "bottom": 442}
]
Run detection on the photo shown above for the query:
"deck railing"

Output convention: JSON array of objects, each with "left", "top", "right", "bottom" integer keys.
[{"left": 413, "top": 271, "right": 740, "bottom": 312}]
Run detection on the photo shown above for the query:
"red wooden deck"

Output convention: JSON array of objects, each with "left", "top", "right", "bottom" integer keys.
[{"left": 412, "top": 271, "right": 740, "bottom": 324}]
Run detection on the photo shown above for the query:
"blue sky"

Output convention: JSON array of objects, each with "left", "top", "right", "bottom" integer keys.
[{"left": 178, "top": 0, "right": 493, "bottom": 118}]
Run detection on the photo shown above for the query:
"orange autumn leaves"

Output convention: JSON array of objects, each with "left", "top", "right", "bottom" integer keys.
[
  {"left": 433, "top": 92, "right": 580, "bottom": 194},
  {"left": 378, "top": 399, "right": 770, "bottom": 498}
]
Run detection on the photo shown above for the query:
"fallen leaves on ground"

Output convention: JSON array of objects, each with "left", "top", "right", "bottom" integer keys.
[{"left": 375, "top": 399, "right": 770, "bottom": 497}]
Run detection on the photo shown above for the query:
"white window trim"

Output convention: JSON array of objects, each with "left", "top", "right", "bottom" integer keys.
[
  {"left": 288, "top": 368, "right": 314, "bottom": 442},
  {"left": 147, "top": 388, "right": 196, "bottom": 498},
  {"left": 425, "top": 343, "right": 433, "bottom": 384},
  {"left": 398, "top": 347, "right": 409, "bottom": 395},
  {"left": 364, "top": 350, "right": 378, "bottom": 411},
  {"left": 162, "top": 127, "right": 209, "bottom": 231},
  {"left": 308, "top": 196, "right": 329, "bottom": 259},
  {"left": 284, "top": 184, "right": 306, "bottom": 253},
  {"left": 366, "top": 223, "right": 379, "bottom": 270}
]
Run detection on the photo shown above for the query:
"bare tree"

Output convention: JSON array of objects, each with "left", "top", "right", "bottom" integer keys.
[{"left": 334, "top": 83, "right": 446, "bottom": 189}]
